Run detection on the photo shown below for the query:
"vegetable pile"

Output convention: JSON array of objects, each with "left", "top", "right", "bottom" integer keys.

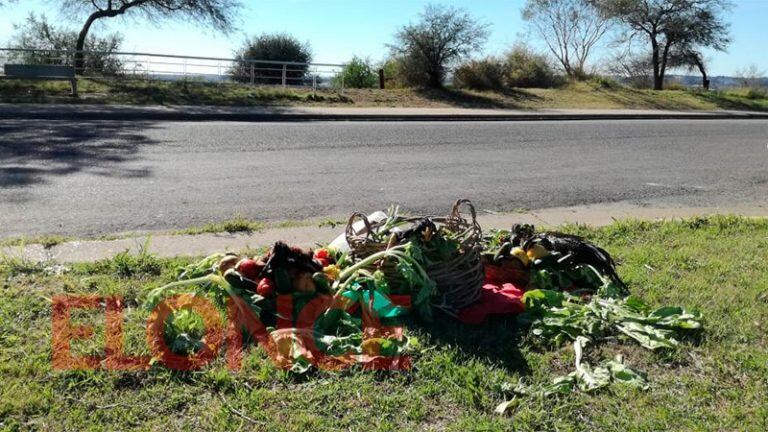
[{"left": 144, "top": 206, "right": 703, "bottom": 411}]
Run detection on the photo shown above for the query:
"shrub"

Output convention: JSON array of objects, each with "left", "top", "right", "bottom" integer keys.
[
  {"left": 381, "top": 55, "right": 429, "bottom": 88},
  {"left": 745, "top": 87, "right": 768, "bottom": 100},
  {"left": 333, "top": 56, "right": 378, "bottom": 89},
  {"left": 589, "top": 75, "right": 619, "bottom": 89},
  {"left": 453, "top": 57, "right": 507, "bottom": 90},
  {"left": 504, "top": 46, "right": 559, "bottom": 88},
  {"left": 230, "top": 33, "right": 312, "bottom": 85}
]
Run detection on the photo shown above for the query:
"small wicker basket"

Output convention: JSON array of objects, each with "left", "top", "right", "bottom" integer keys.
[{"left": 345, "top": 199, "right": 484, "bottom": 317}]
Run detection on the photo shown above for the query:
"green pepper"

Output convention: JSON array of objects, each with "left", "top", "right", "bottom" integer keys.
[{"left": 312, "top": 272, "right": 331, "bottom": 294}]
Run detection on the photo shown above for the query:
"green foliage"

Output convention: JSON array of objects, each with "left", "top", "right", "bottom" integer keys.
[
  {"left": 453, "top": 57, "right": 508, "bottom": 90},
  {"left": 229, "top": 33, "right": 312, "bottom": 84},
  {"left": 745, "top": 87, "right": 768, "bottom": 100},
  {"left": 8, "top": 13, "right": 123, "bottom": 75},
  {"left": 91, "top": 240, "right": 163, "bottom": 278},
  {"left": 175, "top": 215, "right": 265, "bottom": 235},
  {"left": 389, "top": 4, "right": 489, "bottom": 88},
  {"left": 505, "top": 45, "right": 560, "bottom": 88},
  {"left": 453, "top": 46, "right": 560, "bottom": 90},
  {"left": 333, "top": 56, "right": 378, "bottom": 89}
]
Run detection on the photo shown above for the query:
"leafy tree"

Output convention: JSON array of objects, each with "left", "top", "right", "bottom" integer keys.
[
  {"left": 8, "top": 13, "right": 123, "bottom": 75},
  {"left": 668, "top": 46, "right": 709, "bottom": 89},
  {"left": 333, "top": 56, "right": 378, "bottom": 88},
  {"left": 60, "top": 0, "right": 241, "bottom": 72},
  {"left": 593, "top": 0, "right": 731, "bottom": 90},
  {"left": 523, "top": 0, "right": 610, "bottom": 80},
  {"left": 389, "top": 4, "right": 489, "bottom": 88},
  {"left": 229, "top": 33, "right": 312, "bottom": 84}
]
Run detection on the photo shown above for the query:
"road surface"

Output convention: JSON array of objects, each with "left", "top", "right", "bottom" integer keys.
[{"left": 1, "top": 119, "right": 767, "bottom": 237}]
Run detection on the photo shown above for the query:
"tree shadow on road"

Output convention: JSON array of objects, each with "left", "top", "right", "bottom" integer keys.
[{"left": 0, "top": 120, "right": 160, "bottom": 191}]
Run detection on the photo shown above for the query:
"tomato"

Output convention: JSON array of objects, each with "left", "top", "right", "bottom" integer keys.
[
  {"left": 257, "top": 278, "right": 275, "bottom": 297},
  {"left": 236, "top": 258, "right": 262, "bottom": 280},
  {"left": 314, "top": 249, "right": 330, "bottom": 260}
]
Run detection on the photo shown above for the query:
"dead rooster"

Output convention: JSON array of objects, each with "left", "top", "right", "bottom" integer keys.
[{"left": 510, "top": 223, "right": 627, "bottom": 290}]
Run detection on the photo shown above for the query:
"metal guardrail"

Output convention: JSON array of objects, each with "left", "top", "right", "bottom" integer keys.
[{"left": 0, "top": 48, "right": 346, "bottom": 92}]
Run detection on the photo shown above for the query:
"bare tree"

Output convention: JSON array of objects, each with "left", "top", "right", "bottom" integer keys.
[
  {"left": 593, "top": 0, "right": 731, "bottom": 90},
  {"left": 609, "top": 51, "right": 654, "bottom": 88},
  {"left": 735, "top": 64, "right": 765, "bottom": 88},
  {"left": 59, "top": 0, "right": 241, "bottom": 72},
  {"left": 523, "top": 0, "right": 610, "bottom": 80},
  {"left": 389, "top": 4, "right": 489, "bottom": 88}
]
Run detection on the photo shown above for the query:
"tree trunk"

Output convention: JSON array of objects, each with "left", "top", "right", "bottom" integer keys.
[
  {"left": 75, "top": 13, "right": 100, "bottom": 74},
  {"left": 651, "top": 37, "right": 663, "bottom": 90},
  {"left": 695, "top": 60, "right": 709, "bottom": 90}
]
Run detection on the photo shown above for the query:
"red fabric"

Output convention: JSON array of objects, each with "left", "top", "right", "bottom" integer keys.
[
  {"left": 457, "top": 282, "right": 526, "bottom": 324},
  {"left": 484, "top": 264, "right": 529, "bottom": 287}
]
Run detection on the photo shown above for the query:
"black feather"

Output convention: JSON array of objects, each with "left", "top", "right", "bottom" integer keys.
[{"left": 521, "top": 231, "right": 626, "bottom": 289}]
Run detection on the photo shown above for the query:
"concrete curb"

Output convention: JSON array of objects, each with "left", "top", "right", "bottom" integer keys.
[
  {"left": 4, "top": 202, "right": 766, "bottom": 263},
  {"left": 2, "top": 104, "right": 767, "bottom": 122}
]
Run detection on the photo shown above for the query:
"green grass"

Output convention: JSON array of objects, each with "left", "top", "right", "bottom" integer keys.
[
  {"left": 1, "top": 215, "right": 767, "bottom": 430},
  {"left": 172, "top": 215, "right": 267, "bottom": 236},
  {"left": 1, "top": 77, "right": 766, "bottom": 111},
  {"left": 0, "top": 234, "right": 71, "bottom": 249},
  {"left": 0, "top": 78, "right": 352, "bottom": 106}
]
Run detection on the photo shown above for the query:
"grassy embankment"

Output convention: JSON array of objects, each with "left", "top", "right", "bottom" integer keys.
[
  {"left": 1, "top": 215, "right": 766, "bottom": 431},
  {"left": 1, "top": 78, "right": 766, "bottom": 111}
]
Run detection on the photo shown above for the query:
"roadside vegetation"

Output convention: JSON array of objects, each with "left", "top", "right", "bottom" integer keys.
[
  {"left": 1, "top": 77, "right": 765, "bottom": 111},
  {"left": 1, "top": 1, "right": 765, "bottom": 111},
  {"left": 1, "top": 215, "right": 766, "bottom": 430}
]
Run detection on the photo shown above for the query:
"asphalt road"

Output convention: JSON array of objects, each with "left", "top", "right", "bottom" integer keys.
[{"left": 1, "top": 119, "right": 767, "bottom": 237}]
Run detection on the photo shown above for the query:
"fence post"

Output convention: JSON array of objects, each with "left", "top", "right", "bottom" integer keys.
[
  {"left": 312, "top": 74, "right": 317, "bottom": 97},
  {"left": 250, "top": 63, "right": 255, "bottom": 85},
  {"left": 379, "top": 68, "right": 385, "bottom": 89},
  {"left": 341, "top": 73, "right": 345, "bottom": 95},
  {"left": 282, "top": 64, "right": 287, "bottom": 87}
]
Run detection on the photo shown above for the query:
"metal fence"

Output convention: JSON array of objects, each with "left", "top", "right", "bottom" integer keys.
[{"left": 0, "top": 48, "right": 346, "bottom": 91}]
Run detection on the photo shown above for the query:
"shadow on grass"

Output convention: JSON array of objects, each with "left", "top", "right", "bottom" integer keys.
[
  {"left": 411, "top": 313, "right": 531, "bottom": 375},
  {"left": 597, "top": 87, "right": 697, "bottom": 110},
  {"left": 413, "top": 87, "right": 542, "bottom": 109},
  {"left": 691, "top": 90, "right": 768, "bottom": 111}
]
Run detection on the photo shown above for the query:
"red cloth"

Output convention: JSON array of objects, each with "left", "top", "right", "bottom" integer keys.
[{"left": 457, "top": 282, "right": 525, "bottom": 324}]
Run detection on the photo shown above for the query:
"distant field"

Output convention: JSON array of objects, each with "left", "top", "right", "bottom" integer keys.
[
  {"left": 1, "top": 77, "right": 766, "bottom": 111},
  {"left": 1, "top": 216, "right": 767, "bottom": 431}
]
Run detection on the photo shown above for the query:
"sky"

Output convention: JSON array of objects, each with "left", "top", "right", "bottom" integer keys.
[{"left": 0, "top": 0, "right": 766, "bottom": 76}]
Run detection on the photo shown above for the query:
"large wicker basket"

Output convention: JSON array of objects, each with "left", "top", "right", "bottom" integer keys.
[{"left": 345, "top": 199, "right": 484, "bottom": 317}]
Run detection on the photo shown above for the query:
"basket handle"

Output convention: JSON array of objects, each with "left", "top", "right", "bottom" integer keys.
[
  {"left": 448, "top": 198, "right": 482, "bottom": 237},
  {"left": 345, "top": 212, "right": 376, "bottom": 244}
]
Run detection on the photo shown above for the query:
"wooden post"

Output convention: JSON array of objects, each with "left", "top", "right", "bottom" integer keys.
[{"left": 378, "top": 68, "right": 385, "bottom": 89}]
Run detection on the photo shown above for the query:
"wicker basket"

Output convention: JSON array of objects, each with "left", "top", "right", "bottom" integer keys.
[
  {"left": 344, "top": 211, "right": 419, "bottom": 294},
  {"left": 423, "top": 199, "right": 484, "bottom": 316},
  {"left": 345, "top": 199, "right": 484, "bottom": 317}
]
